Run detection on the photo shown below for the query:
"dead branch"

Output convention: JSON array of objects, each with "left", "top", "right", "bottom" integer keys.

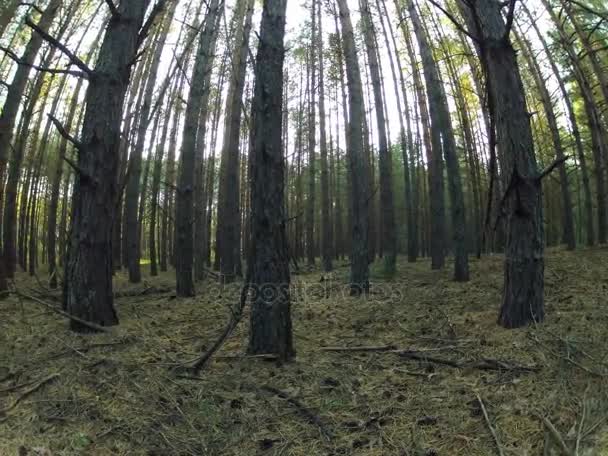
[
  {"left": 0, "top": 373, "right": 59, "bottom": 416},
  {"left": 536, "top": 413, "right": 574, "bottom": 456},
  {"left": 138, "top": 0, "right": 166, "bottom": 47},
  {"left": 48, "top": 114, "right": 82, "bottom": 150},
  {"left": 476, "top": 393, "right": 505, "bottom": 456},
  {"left": 0, "top": 46, "right": 88, "bottom": 78},
  {"left": 538, "top": 156, "right": 571, "bottom": 181},
  {"left": 13, "top": 291, "right": 113, "bottom": 333},
  {"left": 261, "top": 385, "right": 333, "bottom": 441},
  {"left": 321, "top": 345, "right": 397, "bottom": 352},
  {"left": 114, "top": 286, "right": 173, "bottom": 298},
  {"left": 182, "top": 273, "right": 251, "bottom": 373},
  {"left": 25, "top": 17, "right": 94, "bottom": 77},
  {"left": 18, "top": 2, "right": 44, "bottom": 15},
  {"left": 425, "top": 0, "right": 480, "bottom": 43},
  {"left": 322, "top": 345, "right": 540, "bottom": 372},
  {"left": 103, "top": 0, "right": 120, "bottom": 18}
]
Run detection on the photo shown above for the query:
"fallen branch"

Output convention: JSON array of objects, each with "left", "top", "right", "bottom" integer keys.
[
  {"left": 536, "top": 413, "right": 574, "bottom": 456},
  {"left": 0, "top": 373, "right": 60, "bottom": 416},
  {"left": 476, "top": 393, "right": 505, "bottom": 456},
  {"left": 182, "top": 273, "right": 251, "bottom": 373},
  {"left": 114, "top": 286, "right": 173, "bottom": 298},
  {"left": 261, "top": 385, "right": 332, "bottom": 441},
  {"left": 321, "top": 345, "right": 397, "bottom": 352},
  {"left": 322, "top": 346, "right": 539, "bottom": 372},
  {"left": 13, "top": 291, "right": 113, "bottom": 333}
]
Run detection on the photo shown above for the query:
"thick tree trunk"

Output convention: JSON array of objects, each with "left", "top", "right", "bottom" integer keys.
[
  {"left": 247, "top": 0, "right": 294, "bottom": 360},
  {"left": 336, "top": 0, "right": 369, "bottom": 294},
  {"left": 459, "top": 0, "right": 544, "bottom": 328},
  {"left": 48, "top": 76, "right": 85, "bottom": 288},
  {"left": 64, "top": 0, "right": 152, "bottom": 330}
]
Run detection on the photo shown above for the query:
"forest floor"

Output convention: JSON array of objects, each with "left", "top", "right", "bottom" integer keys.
[{"left": 1, "top": 248, "right": 608, "bottom": 456}]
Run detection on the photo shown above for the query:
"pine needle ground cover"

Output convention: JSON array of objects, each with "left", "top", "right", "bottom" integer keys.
[{"left": 1, "top": 248, "right": 607, "bottom": 455}]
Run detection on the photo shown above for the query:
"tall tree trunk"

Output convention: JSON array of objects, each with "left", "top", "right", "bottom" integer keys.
[
  {"left": 216, "top": 0, "right": 253, "bottom": 282},
  {"left": 539, "top": 0, "right": 606, "bottom": 244},
  {"left": 0, "top": 0, "right": 62, "bottom": 293},
  {"left": 125, "top": 4, "right": 175, "bottom": 283},
  {"left": 515, "top": 27, "right": 576, "bottom": 250},
  {"left": 175, "top": 0, "right": 222, "bottom": 296},
  {"left": 317, "top": 0, "right": 332, "bottom": 273},
  {"left": 247, "top": 0, "right": 294, "bottom": 361},
  {"left": 398, "top": 11, "right": 444, "bottom": 269},
  {"left": 459, "top": 0, "right": 544, "bottom": 327},
  {"left": 64, "top": 0, "right": 152, "bottom": 330},
  {"left": 306, "top": 0, "right": 317, "bottom": 267},
  {"left": 409, "top": 1, "right": 469, "bottom": 281},
  {"left": 378, "top": 0, "right": 416, "bottom": 262},
  {"left": 360, "top": 0, "right": 396, "bottom": 275},
  {"left": 336, "top": 0, "right": 369, "bottom": 294},
  {"left": 521, "top": 2, "right": 594, "bottom": 247}
]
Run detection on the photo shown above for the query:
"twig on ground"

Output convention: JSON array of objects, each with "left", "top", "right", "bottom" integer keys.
[
  {"left": 322, "top": 346, "right": 539, "bottom": 372},
  {"left": 260, "top": 385, "right": 333, "bottom": 441},
  {"left": 13, "top": 291, "right": 112, "bottom": 333},
  {"left": 0, "top": 373, "right": 60, "bottom": 416},
  {"left": 476, "top": 393, "right": 505, "bottom": 456},
  {"left": 535, "top": 413, "right": 574, "bottom": 456},
  {"left": 181, "top": 273, "right": 251, "bottom": 373},
  {"left": 320, "top": 345, "right": 397, "bottom": 352}
]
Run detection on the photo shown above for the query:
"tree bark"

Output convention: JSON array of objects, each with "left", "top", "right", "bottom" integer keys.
[
  {"left": 247, "top": 0, "right": 294, "bottom": 361},
  {"left": 459, "top": 0, "right": 545, "bottom": 327},
  {"left": 64, "top": 0, "right": 152, "bottom": 330},
  {"left": 175, "top": 0, "right": 222, "bottom": 296},
  {"left": 0, "top": 0, "right": 62, "bottom": 293},
  {"left": 521, "top": 2, "right": 594, "bottom": 247},
  {"left": 409, "top": 1, "right": 469, "bottom": 281},
  {"left": 124, "top": 4, "right": 175, "bottom": 283},
  {"left": 515, "top": 27, "right": 576, "bottom": 250},
  {"left": 360, "top": 0, "right": 396, "bottom": 275},
  {"left": 539, "top": 0, "right": 606, "bottom": 244},
  {"left": 336, "top": 0, "right": 369, "bottom": 294},
  {"left": 317, "top": 0, "right": 332, "bottom": 273},
  {"left": 215, "top": 0, "right": 253, "bottom": 282}
]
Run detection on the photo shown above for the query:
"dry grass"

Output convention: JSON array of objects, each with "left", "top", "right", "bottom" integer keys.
[{"left": 1, "top": 247, "right": 608, "bottom": 455}]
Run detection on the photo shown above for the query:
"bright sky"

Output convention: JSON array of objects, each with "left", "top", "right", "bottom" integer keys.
[{"left": 0, "top": 0, "right": 559, "bottom": 166}]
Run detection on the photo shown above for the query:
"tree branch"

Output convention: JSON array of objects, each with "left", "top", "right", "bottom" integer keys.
[
  {"left": 25, "top": 17, "right": 94, "bottom": 78},
  {"left": 103, "top": 0, "right": 120, "bottom": 18},
  {"left": 137, "top": 0, "right": 166, "bottom": 48},
  {"left": 503, "top": 0, "right": 517, "bottom": 39},
  {"left": 567, "top": 0, "right": 608, "bottom": 20},
  {"left": 537, "top": 156, "right": 570, "bottom": 181},
  {"left": 48, "top": 114, "right": 83, "bottom": 150},
  {"left": 0, "top": 46, "right": 88, "bottom": 78},
  {"left": 425, "top": 0, "right": 480, "bottom": 43},
  {"left": 18, "top": 2, "right": 43, "bottom": 15}
]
